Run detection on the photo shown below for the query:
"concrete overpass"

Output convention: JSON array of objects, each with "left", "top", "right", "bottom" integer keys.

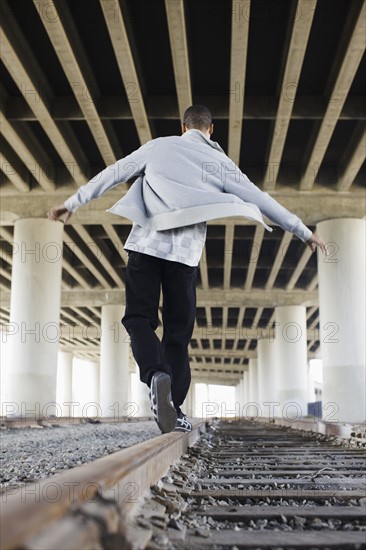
[{"left": 0, "top": 0, "right": 365, "bottom": 422}]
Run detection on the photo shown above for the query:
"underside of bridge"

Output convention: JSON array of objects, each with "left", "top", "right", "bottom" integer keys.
[{"left": 0, "top": 1, "right": 365, "bottom": 420}]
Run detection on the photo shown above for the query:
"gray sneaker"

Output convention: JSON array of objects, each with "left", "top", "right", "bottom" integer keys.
[
  {"left": 150, "top": 372, "right": 177, "bottom": 433},
  {"left": 174, "top": 411, "right": 192, "bottom": 432}
]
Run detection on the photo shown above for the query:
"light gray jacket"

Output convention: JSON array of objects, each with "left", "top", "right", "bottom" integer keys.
[{"left": 64, "top": 129, "right": 312, "bottom": 242}]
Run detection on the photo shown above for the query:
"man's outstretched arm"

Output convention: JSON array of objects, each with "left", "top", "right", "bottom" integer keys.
[
  {"left": 47, "top": 140, "right": 154, "bottom": 223},
  {"left": 223, "top": 164, "right": 327, "bottom": 255}
]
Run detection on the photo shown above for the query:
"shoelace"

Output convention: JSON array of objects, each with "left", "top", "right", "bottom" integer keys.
[{"left": 177, "top": 416, "right": 191, "bottom": 429}]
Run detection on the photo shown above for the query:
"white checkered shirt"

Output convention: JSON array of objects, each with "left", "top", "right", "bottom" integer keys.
[{"left": 124, "top": 222, "right": 207, "bottom": 266}]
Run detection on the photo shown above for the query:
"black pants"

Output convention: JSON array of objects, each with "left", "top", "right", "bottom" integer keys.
[{"left": 122, "top": 252, "right": 198, "bottom": 412}]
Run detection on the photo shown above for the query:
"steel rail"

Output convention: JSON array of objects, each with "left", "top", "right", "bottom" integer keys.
[
  {"left": 149, "top": 420, "right": 366, "bottom": 549},
  {"left": 0, "top": 420, "right": 206, "bottom": 550}
]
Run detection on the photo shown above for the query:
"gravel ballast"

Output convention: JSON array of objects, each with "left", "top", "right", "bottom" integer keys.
[{"left": 0, "top": 420, "right": 160, "bottom": 491}]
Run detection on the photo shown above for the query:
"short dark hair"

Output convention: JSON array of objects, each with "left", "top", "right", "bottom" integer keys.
[{"left": 183, "top": 105, "right": 212, "bottom": 130}]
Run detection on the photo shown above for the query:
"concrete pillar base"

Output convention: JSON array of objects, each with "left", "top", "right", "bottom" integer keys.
[
  {"left": 130, "top": 366, "right": 152, "bottom": 418},
  {"left": 6, "top": 219, "right": 64, "bottom": 419},
  {"left": 56, "top": 351, "right": 73, "bottom": 417},
  {"left": 275, "top": 306, "right": 308, "bottom": 420},
  {"left": 317, "top": 218, "right": 365, "bottom": 423},
  {"left": 100, "top": 305, "right": 130, "bottom": 418},
  {"left": 258, "top": 338, "right": 279, "bottom": 419}
]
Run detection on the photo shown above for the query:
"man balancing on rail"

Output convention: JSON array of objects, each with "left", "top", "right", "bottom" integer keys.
[{"left": 48, "top": 105, "right": 327, "bottom": 434}]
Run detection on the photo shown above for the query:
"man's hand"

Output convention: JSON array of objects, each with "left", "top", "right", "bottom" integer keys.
[
  {"left": 306, "top": 232, "right": 328, "bottom": 255},
  {"left": 47, "top": 204, "right": 72, "bottom": 224}
]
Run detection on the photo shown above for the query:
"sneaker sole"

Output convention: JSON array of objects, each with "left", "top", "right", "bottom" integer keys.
[{"left": 151, "top": 373, "right": 177, "bottom": 433}]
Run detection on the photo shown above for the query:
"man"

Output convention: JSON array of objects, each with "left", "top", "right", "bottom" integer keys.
[{"left": 48, "top": 105, "right": 326, "bottom": 434}]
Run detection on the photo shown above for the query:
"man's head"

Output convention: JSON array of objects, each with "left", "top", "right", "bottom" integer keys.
[{"left": 182, "top": 105, "right": 213, "bottom": 137}]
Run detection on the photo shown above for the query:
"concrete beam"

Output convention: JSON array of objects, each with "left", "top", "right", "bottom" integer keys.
[
  {"left": 263, "top": 0, "right": 316, "bottom": 190},
  {"left": 300, "top": 2, "right": 366, "bottom": 190},
  {"left": 165, "top": 0, "right": 192, "bottom": 118},
  {"left": 228, "top": 0, "right": 250, "bottom": 164},
  {"left": 64, "top": 288, "right": 316, "bottom": 308},
  {"left": 192, "top": 374, "right": 236, "bottom": 383},
  {"left": 62, "top": 230, "right": 111, "bottom": 289},
  {"left": 100, "top": 0, "right": 152, "bottom": 144},
  {"left": 199, "top": 247, "right": 209, "bottom": 291},
  {"left": 189, "top": 343, "right": 318, "bottom": 357},
  {"left": 0, "top": 146, "right": 30, "bottom": 192},
  {"left": 265, "top": 232, "right": 293, "bottom": 290},
  {"left": 5, "top": 95, "right": 366, "bottom": 122},
  {"left": 191, "top": 366, "right": 244, "bottom": 375},
  {"left": 1, "top": 190, "right": 365, "bottom": 226},
  {"left": 337, "top": 125, "right": 366, "bottom": 191},
  {"left": 71, "top": 225, "right": 124, "bottom": 288},
  {"left": 53, "top": 324, "right": 319, "bottom": 344},
  {"left": 0, "top": 108, "right": 55, "bottom": 192},
  {"left": 191, "top": 375, "right": 241, "bottom": 385},
  {"left": 223, "top": 225, "right": 235, "bottom": 290},
  {"left": 244, "top": 225, "right": 265, "bottom": 290},
  {"left": 35, "top": 0, "right": 116, "bottom": 166},
  {"left": 0, "top": 3, "right": 85, "bottom": 186},
  {"left": 285, "top": 246, "right": 313, "bottom": 291},
  {"left": 0, "top": 288, "right": 317, "bottom": 309},
  {"left": 102, "top": 224, "right": 128, "bottom": 266}
]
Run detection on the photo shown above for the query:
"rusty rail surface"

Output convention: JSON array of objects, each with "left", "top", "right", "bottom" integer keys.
[{"left": 0, "top": 420, "right": 206, "bottom": 550}]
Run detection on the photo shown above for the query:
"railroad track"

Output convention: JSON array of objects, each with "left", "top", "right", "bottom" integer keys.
[
  {"left": 0, "top": 415, "right": 153, "bottom": 429},
  {"left": 1, "top": 419, "right": 365, "bottom": 549},
  {"left": 0, "top": 421, "right": 205, "bottom": 549},
  {"left": 139, "top": 420, "right": 366, "bottom": 549}
]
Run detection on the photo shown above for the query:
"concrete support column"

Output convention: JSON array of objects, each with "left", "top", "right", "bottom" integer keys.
[
  {"left": 56, "top": 351, "right": 73, "bottom": 417},
  {"left": 130, "top": 365, "right": 151, "bottom": 417},
  {"left": 275, "top": 306, "right": 308, "bottom": 419},
  {"left": 235, "top": 380, "right": 244, "bottom": 407},
  {"left": 190, "top": 382, "right": 196, "bottom": 418},
  {"left": 129, "top": 371, "right": 134, "bottom": 406},
  {"left": 0, "top": 335, "right": 11, "bottom": 411},
  {"left": 307, "top": 363, "right": 316, "bottom": 404},
  {"left": 257, "top": 338, "right": 279, "bottom": 418},
  {"left": 242, "top": 370, "right": 249, "bottom": 404},
  {"left": 317, "top": 218, "right": 365, "bottom": 423},
  {"left": 183, "top": 382, "right": 196, "bottom": 418},
  {"left": 72, "top": 358, "right": 100, "bottom": 418},
  {"left": 86, "top": 360, "right": 100, "bottom": 418},
  {"left": 183, "top": 388, "right": 191, "bottom": 417},
  {"left": 248, "top": 358, "right": 259, "bottom": 403},
  {"left": 100, "top": 305, "right": 130, "bottom": 418},
  {"left": 6, "top": 219, "right": 63, "bottom": 419}
]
